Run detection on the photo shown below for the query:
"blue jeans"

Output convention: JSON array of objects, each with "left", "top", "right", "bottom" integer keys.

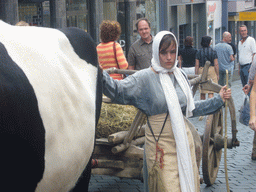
[
  {"left": 240, "top": 64, "right": 251, "bottom": 87},
  {"left": 218, "top": 70, "right": 232, "bottom": 87}
]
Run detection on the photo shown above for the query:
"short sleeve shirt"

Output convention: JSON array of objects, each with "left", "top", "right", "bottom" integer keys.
[
  {"left": 196, "top": 47, "right": 218, "bottom": 67},
  {"left": 238, "top": 36, "right": 256, "bottom": 65},
  {"left": 179, "top": 46, "right": 197, "bottom": 67},
  {"left": 127, "top": 37, "right": 153, "bottom": 70},
  {"left": 214, "top": 42, "right": 234, "bottom": 71}
]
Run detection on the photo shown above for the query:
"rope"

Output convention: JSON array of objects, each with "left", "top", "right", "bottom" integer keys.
[{"left": 224, "top": 69, "right": 230, "bottom": 192}]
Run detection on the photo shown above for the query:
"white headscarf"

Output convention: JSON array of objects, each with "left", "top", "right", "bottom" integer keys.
[{"left": 151, "top": 31, "right": 196, "bottom": 192}]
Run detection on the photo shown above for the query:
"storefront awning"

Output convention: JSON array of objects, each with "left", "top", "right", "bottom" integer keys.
[
  {"left": 229, "top": 11, "right": 256, "bottom": 21},
  {"left": 239, "top": 12, "right": 256, "bottom": 21}
]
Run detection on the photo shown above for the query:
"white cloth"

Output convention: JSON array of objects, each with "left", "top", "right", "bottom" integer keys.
[
  {"left": 238, "top": 36, "right": 256, "bottom": 65},
  {"left": 151, "top": 31, "right": 195, "bottom": 192}
]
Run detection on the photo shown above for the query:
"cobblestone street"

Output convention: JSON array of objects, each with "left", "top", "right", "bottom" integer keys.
[{"left": 89, "top": 79, "right": 256, "bottom": 192}]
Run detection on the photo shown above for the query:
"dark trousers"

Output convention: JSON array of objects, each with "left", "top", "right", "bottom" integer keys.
[{"left": 240, "top": 64, "right": 251, "bottom": 87}]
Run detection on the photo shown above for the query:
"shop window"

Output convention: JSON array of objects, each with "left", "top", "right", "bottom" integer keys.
[
  {"left": 103, "top": 0, "right": 117, "bottom": 21},
  {"left": 215, "top": 28, "right": 221, "bottom": 45},
  {"left": 179, "top": 24, "right": 187, "bottom": 49},
  {"left": 193, "top": 23, "right": 198, "bottom": 49},
  {"left": 103, "top": 0, "right": 158, "bottom": 55},
  {"left": 18, "top": 2, "right": 44, "bottom": 26},
  {"left": 66, "top": 0, "right": 88, "bottom": 31},
  {"left": 136, "top": 1, "right": 146, "bottom": 19}
]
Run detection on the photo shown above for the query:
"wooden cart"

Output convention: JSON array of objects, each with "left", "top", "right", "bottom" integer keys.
[{"left": 92, "top": 61, "right": 240, "bottom": 186}]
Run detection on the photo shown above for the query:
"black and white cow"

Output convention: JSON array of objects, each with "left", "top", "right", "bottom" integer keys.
[{"left": 0, "top": 21, "right": 102, "bottom": 191}]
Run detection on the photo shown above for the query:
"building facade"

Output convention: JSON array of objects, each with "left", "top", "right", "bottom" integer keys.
[
  {"left": 167, "top": 0, "right": 207, "bottom": 49},
  {"left": 1, "top": 0, "right": 209, "bottom": 53},
  {"left": 0, "top": 0, "right": 163, "bottom": 56},
  {"left": 228, "top": 0, "right": 256, "bottom": 48},
  {"left": 4, "top": 0, "right": 255, "bottom": 56}
]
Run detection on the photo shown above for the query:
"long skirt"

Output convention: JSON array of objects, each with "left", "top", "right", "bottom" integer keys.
[{"left": 145, "top": 113, "right": 200, "bottom": 192}]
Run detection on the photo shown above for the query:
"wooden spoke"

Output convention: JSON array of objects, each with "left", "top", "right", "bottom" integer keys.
[{"left": 202, "top": 110, "right": 223, "bottom": 186}]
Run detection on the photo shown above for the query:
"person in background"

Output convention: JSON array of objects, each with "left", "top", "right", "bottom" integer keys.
[
  {"left": 243, "top": 54, "right": 256, "bottom": 160},
  {"left": 239, "top": 25, "right": 256, "bottom": 160},
  {"left": 214, "top": 31, "right": 234, "bottom": 87},
  {"left": 178, "top": 36, "right": 197, "bottom": 75},
  {"left": 97, "top": 20, "right": 128, "bottom": 80},
  {"left": 101, "top": 31, "right": 231, "bottom": 191},
  {"left": 127, "top": 18, "right": 153, "bottom": 70},
  {"left": 195, "top": 36, "right": 219, "bottom": 99},
  {"left": 248, "top": 72, "right": 256, "bottom": 160},
  {"left": 243, "top": 58, "right": 256, "bottom": 95},
  {"left": 228, "top": 40, "right": 237, "bottom": 83},
  {"left": 238, "top": 25, "right": 256, "bottom": 87},
  {"left": 195, "top": 36, "right": 219, "bottom": 121}
]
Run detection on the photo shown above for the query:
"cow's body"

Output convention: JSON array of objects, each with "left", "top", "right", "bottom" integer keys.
[{"left": 0, "top": 21, "right": 102, "bottom": 191}]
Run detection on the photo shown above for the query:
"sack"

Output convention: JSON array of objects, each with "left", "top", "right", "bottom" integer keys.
[
  {"left": 148, "top": 161, "right": 166, "bottom": 192},
  {"left": 239, "top": 95, "right": 250, "bottom": 126}
]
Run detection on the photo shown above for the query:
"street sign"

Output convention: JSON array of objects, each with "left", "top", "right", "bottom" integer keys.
[{"left": 239, "top": 12, "right": 256, "bottom": 21}]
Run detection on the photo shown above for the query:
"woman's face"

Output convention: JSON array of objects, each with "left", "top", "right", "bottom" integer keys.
[{"left": 159, "top": 43, "right": 176, "bottom": 69}]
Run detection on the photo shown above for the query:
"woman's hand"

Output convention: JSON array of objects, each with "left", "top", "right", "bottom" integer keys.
[
  {"left": 219, "top": 85, "right": 231, "bottom": 102},
  {"left": 249, "top": 116, "right": 256, "bottom": 131}
]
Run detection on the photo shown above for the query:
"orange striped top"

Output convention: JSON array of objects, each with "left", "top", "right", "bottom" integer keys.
[{"left": 97, "top": 41, "right": 128, "bottom": 80}]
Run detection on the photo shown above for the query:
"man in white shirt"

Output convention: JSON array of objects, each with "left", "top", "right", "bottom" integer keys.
[
  {"left": 238, "top": 25, "right": 256, "bottom": 87},
  {"left": 239, "top": 25, "right": 256, "bottom": 160}
]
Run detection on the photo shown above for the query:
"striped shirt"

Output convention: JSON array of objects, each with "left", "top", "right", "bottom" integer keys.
[
  {"left": 97, "top": 41, "right": 128, "bottom": 80},
  {"left": 196, "top": 47, "right": 218, "bottom": 67}
]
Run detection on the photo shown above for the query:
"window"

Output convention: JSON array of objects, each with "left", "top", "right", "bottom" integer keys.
[{"left": 66, "top": 0, "right": 88, "bottom": 31}]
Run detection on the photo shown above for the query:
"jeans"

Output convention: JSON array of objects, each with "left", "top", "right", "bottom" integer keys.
[
  {"left": 240, "top": 64, "right": 251, "bottom": 87},
  {"left": 218, "top": 70, "right": 232, "bottom": 87}
]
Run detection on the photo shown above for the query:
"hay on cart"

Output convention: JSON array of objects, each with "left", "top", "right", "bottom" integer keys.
[{"left": 96, "top": 102, "right": 142, "bottom": 138}]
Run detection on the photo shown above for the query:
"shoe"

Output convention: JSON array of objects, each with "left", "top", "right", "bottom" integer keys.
[{"left": 199, "top": 116, "right": 204, "bottom": 121}]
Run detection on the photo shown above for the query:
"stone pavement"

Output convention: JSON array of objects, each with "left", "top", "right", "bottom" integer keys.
[{"left": 89, "top": 79, "right": 256, "bottom": 192}]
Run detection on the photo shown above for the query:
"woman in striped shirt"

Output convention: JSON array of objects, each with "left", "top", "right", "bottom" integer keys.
[{"left": 97, "top": 20, "right": 128, "bottom": 80}]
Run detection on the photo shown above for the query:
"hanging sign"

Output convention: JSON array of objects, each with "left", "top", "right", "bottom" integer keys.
[{"left": 239, "top": 12, "right": 256, "bottom": 21}]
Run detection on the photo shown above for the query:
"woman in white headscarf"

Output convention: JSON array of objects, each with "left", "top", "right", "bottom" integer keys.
[{"left": 102, "top": 31, "right": 231, "bottom": 192}]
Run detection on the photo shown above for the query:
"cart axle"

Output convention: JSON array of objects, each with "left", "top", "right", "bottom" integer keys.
[{"left": 214, "top": 133, "right": 240, "bottom": 150}]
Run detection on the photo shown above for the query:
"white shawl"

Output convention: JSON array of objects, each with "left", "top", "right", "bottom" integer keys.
[{"left": 151, "top": 31, "right": 196, "bottom": 192}]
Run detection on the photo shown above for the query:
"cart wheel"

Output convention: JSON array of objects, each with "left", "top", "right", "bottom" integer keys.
[{"left": 202, "top": 109, "right": 223, "bottom": 186}]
